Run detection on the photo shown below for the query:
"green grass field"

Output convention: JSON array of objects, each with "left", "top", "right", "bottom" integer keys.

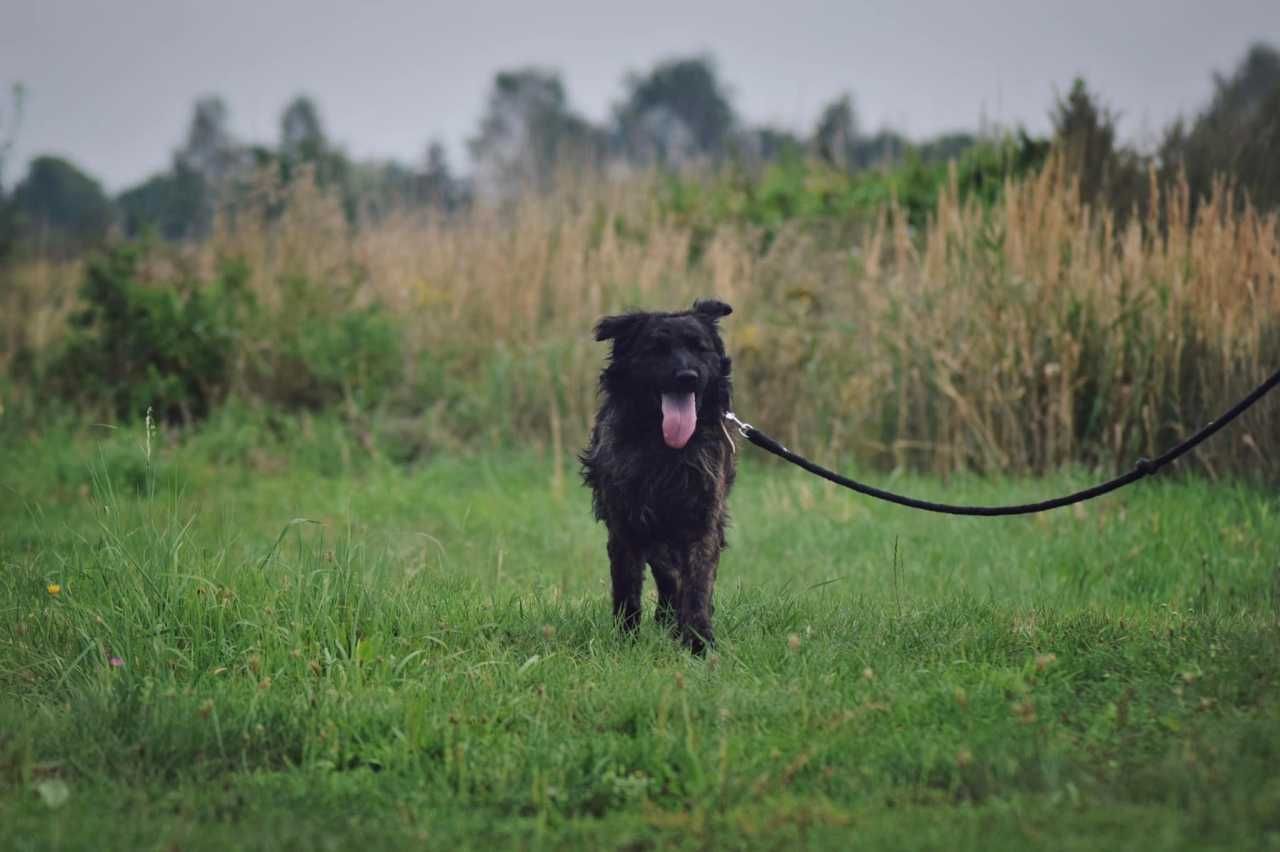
[{"left": 2, "top": 419, "right": 1279, "bottom": 850}]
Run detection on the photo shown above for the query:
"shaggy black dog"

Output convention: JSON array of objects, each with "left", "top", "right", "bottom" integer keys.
[{"left": 580, "top": 299, "right": 736, "bottom": 654}]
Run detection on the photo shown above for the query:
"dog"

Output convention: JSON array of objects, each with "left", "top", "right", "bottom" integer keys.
[{"left": 579, "top": 299, "right": 736, "bottom": 654}]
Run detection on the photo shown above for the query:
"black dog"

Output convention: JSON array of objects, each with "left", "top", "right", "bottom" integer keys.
[{"left": 580, "top": 299, "right": 736, "bottom": 654}]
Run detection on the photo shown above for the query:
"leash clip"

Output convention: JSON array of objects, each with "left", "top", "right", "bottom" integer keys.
[{"left": 724, "top": 411, "right": 753, "bottom": 438}]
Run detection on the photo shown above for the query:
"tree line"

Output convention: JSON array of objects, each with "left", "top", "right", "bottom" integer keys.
[{"left": 1, "top": 44, "right": 1277, "bottom": 259}]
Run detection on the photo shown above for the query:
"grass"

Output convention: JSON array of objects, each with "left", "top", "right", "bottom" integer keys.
[{"left": 2, "top": 419, "right": 1279, "bottom": 849}]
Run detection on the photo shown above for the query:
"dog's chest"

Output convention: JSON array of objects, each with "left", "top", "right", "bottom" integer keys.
[{"left": 610, "top": 445, "right": 725, "bottom": 542}]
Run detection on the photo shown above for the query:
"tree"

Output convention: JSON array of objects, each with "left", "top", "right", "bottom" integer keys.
[
  {"left": 0, "top": 82, "right": 25, "bottom": 195},
  {"left": 1208, "top": 42, "right": 1280, "bottom": 116},
  {"left": 1051, "top": 78, "right": 1119, "bottom": 206},
  {"left": 614, "top": 56, "right": 736, "bottom": 166},
  {"left": 917, "top": 132, "right": 977, "bottom": 164},
  {"left": 468, "top": 68, "right": 603, "bottom": 198},
  {"left": 1161, "top": 42, "right": 1280, "bottom": 211},
  {"left": 175, "top": 96, "right": 244, "bottom": 188},
  {"left": 851, "top": 130, "right": 909, "bottom": 170},
  {"left": 812, "top": 94, "right": 859, "bottom": 169},
  {"left": 10, "top": 155, "right": 112, "bottom": 253},
  {"left": 116, "top": 167, "right": 209, "bottom": 240},
  {"left": 0, "top": 82, "right": 26, "bottom": 260},
  {"left": 340, "top": 159, "right": 415, "bottom": 221},
  {"left": 281, "top": 96, "right": 327, "bottom": 163},
  {"left": 1048, "top": 78, "right": 1152, "bottom": 216},
  {"left": 121, "top": 95, "right": 250, "bottom": 239},
  {"left": 731, "top": 125, "right": 803, "bottom": 170},
  {"left": 271, "top": 97, "right": 423, "bottom": 224},
  {"left": 276, "top": 94, "right": 352, "bottom": 205},
  {"left": 417, "top": 141, "right": 463, "bottom": 211}
]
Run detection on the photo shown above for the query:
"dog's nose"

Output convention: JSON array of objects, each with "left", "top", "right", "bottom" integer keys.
[{"left": 674, "top": 369, "right": 698, "bottom": 390}]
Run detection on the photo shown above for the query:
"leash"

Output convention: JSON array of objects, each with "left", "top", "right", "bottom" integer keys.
[{"left": 724, "top": 366, "right": 1280, "bottom": 516}]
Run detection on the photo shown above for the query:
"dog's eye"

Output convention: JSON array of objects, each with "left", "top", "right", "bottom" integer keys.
[{"left": 685, "top": 336, "right": 710, "bottom": 352}]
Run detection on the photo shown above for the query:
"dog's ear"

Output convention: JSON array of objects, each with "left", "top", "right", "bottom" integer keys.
[
  {"left": 594, "top": 313, "right": 642, "bottom": 342},
  {"left": 692, "top": 299, "right": 732, "bottom": 320}
]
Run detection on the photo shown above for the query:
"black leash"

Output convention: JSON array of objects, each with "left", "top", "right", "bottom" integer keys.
[{"left": 725, "top": 366, "right": 1280, "bottom": 516}]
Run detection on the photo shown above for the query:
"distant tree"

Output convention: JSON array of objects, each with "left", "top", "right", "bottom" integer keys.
[
  {"left": 851, "top": 130, "right": 909, "bottom": 169},
  {"left": 281, "top": 96, "right": 326, "bottom": 162},
  {"left": 614, "top": 56, "right": 736, "bottom": 166},
  {"left": 0, "top": 82, "right": 27, "bottom": 260},
  {"left": 812, "top": 94, "right": 859, "bottom": 169},
  {"left": 1050, "top": 78, "right": 1148, "bottom": 213},
  {"left": 267, "top": 95, "right": 353, "bottom": 218},
  {"left": 176, "top": 96, "right": 245, "bottom": 188},
  {"left": 417, "top": 141, "right": 464, "bottom": 211},
  {"left": 812, "top": 94, "right": 950, "bottom": 172},
  {"left": 1161, "top": 42, "right": 1280, "bottom": 211},
  {"left": 733, "top": 125, "right": 804, "bottom": 168},
  {"left": 341, "top": 159, "right": 417, "bottom": 221},
  {"left": 917, "top": 132, "right": 977, "bottom": 164},
  {"left": 119, "top": 95, "right": 249, "bottom": 239},
  {"left": 469, "top": 68, "right": 603, "bottom": 198},
  {"left": 0, "top": 82, "right": 24, "bottom": 195},
  {"left": 1051, "top": 78, "right": 1118, "bottom": 205},
  {"left": 10, "top": 155, "right": 112, "bottom": 253},
  {"left": 116, "top": 167, "right": 207, "bottom": 240},
  {"left": 1208, "top": 42, "right": 1280, "bottom": 113},
  {"left": 277, "top": 95, "right": 349, "bottom": 192},
  {"left": 0, "top": 197, "right": 13, "bottom": 260}
]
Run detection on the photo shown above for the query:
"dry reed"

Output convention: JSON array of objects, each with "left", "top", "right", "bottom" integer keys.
[{"left": 3, "top": 158, "right": 1277, "bottom": 477}]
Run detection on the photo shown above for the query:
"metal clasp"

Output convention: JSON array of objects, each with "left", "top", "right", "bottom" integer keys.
[{"left": 723, "top": 411, "right": 752, "bottom": 438}]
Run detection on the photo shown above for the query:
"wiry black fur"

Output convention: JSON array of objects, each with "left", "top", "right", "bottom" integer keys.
[{"left": 579, "top": 299, "right": 736, "bottom": 654}]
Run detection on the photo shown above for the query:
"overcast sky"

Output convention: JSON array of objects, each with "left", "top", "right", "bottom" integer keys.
[{"left": 3, "top": 0, "right": 1278, "bottom": 192}]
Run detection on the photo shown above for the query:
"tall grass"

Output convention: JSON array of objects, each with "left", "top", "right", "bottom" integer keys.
[{"left": 3, "top": 159, "right": 1277, "bottom": 477}]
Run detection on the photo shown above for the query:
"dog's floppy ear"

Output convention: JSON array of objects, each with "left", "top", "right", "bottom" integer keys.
[
  {"left": 594, "top": 312, "right": 642, "bottom": 342},
  {"left": 692, "top": 299, "right": 732, "bottom": 320}
]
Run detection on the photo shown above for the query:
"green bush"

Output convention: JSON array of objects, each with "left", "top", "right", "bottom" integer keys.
[
  {"left": 47, "top": 245, "right": 248, "bottom": 422},
  {"left": 252, "top": 299, "right": 403, "bottom": 411},
  {"left": 660, "top": 133, "right": 1050, "bottom": 246},
  {"left": 43, "top": 245, "right": 405, "bottom": 422},
  {"left": 299, "top": 306, "right": 402, "bottom": 409}
]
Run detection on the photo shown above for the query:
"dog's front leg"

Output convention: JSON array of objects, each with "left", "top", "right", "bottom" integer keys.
[
  {"left": 608, "top": 535, "right": 645, "bottom": 633},
  {"left": 678, "top": 536, "right": 721, "bottom": 655},
  {"left": 649, "top": 545, "right": 681, "bottom": 631}
]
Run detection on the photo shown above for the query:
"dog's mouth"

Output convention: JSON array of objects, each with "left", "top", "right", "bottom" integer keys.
[{"left": 660, "top": 392, "right": 698, "bottom": 449}]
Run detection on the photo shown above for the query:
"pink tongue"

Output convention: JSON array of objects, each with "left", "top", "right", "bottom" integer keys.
[{"left": 661, "top": 392, "right": 697, "bottom": 449}]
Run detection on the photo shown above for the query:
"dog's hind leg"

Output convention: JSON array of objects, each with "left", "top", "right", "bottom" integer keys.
[
  {"left": 608, "top": 535, "right": 645, "bottom": 633},
  {"left": 649, "top": 546, "right": 681, "bottom": 631}
]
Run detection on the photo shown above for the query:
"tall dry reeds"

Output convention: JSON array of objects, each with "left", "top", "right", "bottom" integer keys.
[
  {"left": 899, "top": 162, "right": 1280, "bottom": 477},
  {"left": 3, "top": 159, "right": 1277, "bottom": 477}
]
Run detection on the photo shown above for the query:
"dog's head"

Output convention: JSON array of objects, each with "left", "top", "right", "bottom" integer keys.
[{"left": 593, "top": 299, "right": 733, "bottom": 449}]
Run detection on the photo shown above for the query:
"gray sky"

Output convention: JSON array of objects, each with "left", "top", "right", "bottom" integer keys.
[{"left": 4, "top": 0, "right": 1278, "bottom": 192}]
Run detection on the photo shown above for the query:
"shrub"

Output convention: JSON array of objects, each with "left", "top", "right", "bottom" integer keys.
[
  {"left": 46, "top": 245, "right": 248, "bottom": 422},
  {"left": 269, "top": 304, "right": 404, "bottom": 410},
  {"left": 659, "top": 133, "right": 1050, "bottom": 247},
  {"left": 235, "top": 259, "right": 405, "bottom": 412},
  {"left": 42, "top": 238, "right": 405, "bottom": 420}
]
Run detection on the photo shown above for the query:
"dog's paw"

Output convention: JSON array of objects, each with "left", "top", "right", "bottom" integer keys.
[
  {"left": 654, "top": 602, "right": 679, "bottom": 633},
  {"left": 681, "top": 625, "right": 715, "bottom": 656}
]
